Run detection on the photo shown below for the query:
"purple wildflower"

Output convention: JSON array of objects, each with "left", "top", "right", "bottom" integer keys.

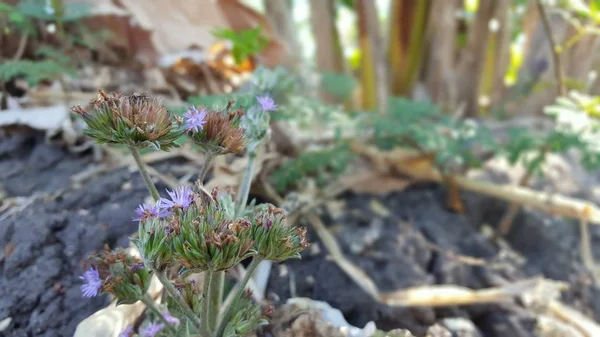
[
  {"left": 163, "top": 311, "right": 180, "bottom": 325},
  {"left": 80, "top": 267, "right": 102, "bottom": 298},
  {"left": 265, "top": 219, "right": 273, "bottom": 231},
  {"left": 118, "top": 325, "right": 134, "bottom": 337},
  {"left": 256, "top": 95, "right": 277, "bottom": 112},
  {"left": 183, "top": 106, "right": 207, "bottom": 133},
  {"left": 133, "top": 200, "right": 170, "bottom": 222},
  {"left": 160, "top": 186, "right": 194, "bottom": 211},
  {"left": 130, "top": 263, "right": 144, "bottom": 272},
  {"left": 140, "top": 323, "right": 164, "bottom": 337}
]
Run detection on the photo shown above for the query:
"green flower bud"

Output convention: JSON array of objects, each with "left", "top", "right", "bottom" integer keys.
[
  {"left": 251, "top": 204, "right": 309, "bottom": 262},
  {"left": 134, "top": 216, "right": 178, "bottom": 272},
  {"left": 167, "top": 279, "right": 202, "bottom": 317},
  {"left": 222, "top": 291, "right": 267, "bottom": 337},
  {"left": 169, "top": 195, "right": 254, "bottom": 274},
  {"left": 85, "top": 248, "right": 151, "bottom": 305},
  {"left": 71, "top": 90, "right": 183, "bottom": 150}
]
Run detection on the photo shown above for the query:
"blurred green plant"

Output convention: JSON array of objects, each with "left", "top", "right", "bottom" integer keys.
[
  {"left": 0, "top": 0, "right": 109, "bottom": 91},
  {"left": 271, "top": 143, "right": 354, "bottom": 192},
  {"left": 371, "top": 97, "right": 498, "bottom": 173},
  {"left": 211, "top": 27, "right": 268, "bottom": 65}
]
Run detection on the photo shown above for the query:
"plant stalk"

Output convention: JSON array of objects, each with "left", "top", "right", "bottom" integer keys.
[
  {"left": 496, "top": 146, "right": 549, "bottom": 237},
  {"left": 207, "top": 271, "right": 223, "bottom": 331},
  {"left": 536, "top": 0, "right": 566, "bottom": 96},
  {"left": 140, "top": 295, "right": 177, "bottom": 336},
  {"left": 129, "top": 146, "right": 160, "bottom": 201},
  {"left": 215, "top": 257, "right": 263, "bottom": 337},
  {"left": 156, "top": 271, "right": 208, "bottom": 335},
  {"left": 201, "top": 271, "right": 213, "bottom": 335},
  {"left": 198, "top": 152, "right": 216, "bottom": 185},
  {"left": 234, "top": 154, "right": 256, "bottom": 218}
]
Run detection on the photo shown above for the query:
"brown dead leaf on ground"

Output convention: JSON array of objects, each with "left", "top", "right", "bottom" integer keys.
[{"left": 338, "top": 170, "right": 411, "bottom": 194}]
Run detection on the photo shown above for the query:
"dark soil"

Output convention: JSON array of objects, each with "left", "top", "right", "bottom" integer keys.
[{"left": 1, "top": 131, "right": 600, "bottom": 337}]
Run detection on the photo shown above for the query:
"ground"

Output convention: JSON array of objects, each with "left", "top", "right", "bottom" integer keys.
[{"left": 1, "top": 131, "right": 599, "bottom": 337}]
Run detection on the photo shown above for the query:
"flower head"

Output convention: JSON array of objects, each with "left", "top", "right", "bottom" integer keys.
[
  {"left": 256, "top": 95, "right": 277, "bottom": 112},
  {"left": 160, "top": 186, "right": 194, "bottom": 211},
  {"left": 183, "top": 106, "right": 207, "bottom": 133},
  {"left": 186, "top": 107, "right": 247, "bottom": 155},
  {"left": 84, "top": 248, "right": 152, "bottom": 304},
  {"left": 163, "top": 311, "right": 180, "bottom": 325},
  {"left": 140, "top": 323, "right": 164, "bottom": 337},
  {"left": 133, "top": 200, "right": 171, "bottom": 222},
  {"left": 71, "top": 90, "right": 183, "bottom": 150},
  {"left": 80, "top": 267, "right": 102, "bottom": 298},
  {"left": 118, "top": 325, "right": 134, "bottom": 337},
  {"left": 251, "top": 204, "right": 309, "bottom": 262}
]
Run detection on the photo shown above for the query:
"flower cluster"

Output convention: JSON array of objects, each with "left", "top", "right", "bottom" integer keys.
[
  {"left": 182, "top": 105, "right": 247, "bottom": 155},
  {"left": 72, "top": 90, "right": 183, "bottom": 150},
  {"left": 75, "top": 91, "right": 309, "bottom": 336},
  {"left": 132, "top": 185, "right": 309, "bottom": 274},
  {"left": 250, "top": 204, "right": 309, "bottom": 262},
  {"left": 134, "top": 186, "right": 254, "bottom": 274},
  {"left": 80, "top": 247, "right": 152, "bottom": 305}
]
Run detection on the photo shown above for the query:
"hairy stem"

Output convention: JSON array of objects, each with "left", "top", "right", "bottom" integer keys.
[
  {"left": 140, "top": 295, "right": 177, "bottom": 336},
  {"left": 201, "top": 271, "right": 213, "bottom": 335},
  {"left": 234, "top": 154, "right": 256, "bottom": 218},
  {"left": 156, "top": 271, "right": 207, "bottom": 335},
  {"left": 536, "top": 0, "right": 566, "bottom": 96},
  {"left": 215, "top": 257, "right": 263, "bottom": 337},
  {"left": 198, "top": 153, "right": 216, "bottom": 185},
  {"left": 129, "top": 146, "right": 160, "bottom": 201},
  {"left": 207, "top": 271, "right": 223, "bottom": 331}
]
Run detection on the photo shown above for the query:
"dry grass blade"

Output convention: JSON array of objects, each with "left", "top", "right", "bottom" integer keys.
[
  {"left": 548, "top": 301, "right": 600, "bottom": 337},
  {"left": 352, "top": 143, "right": 600, "bottom": 224},
  {"left": 380, "top": 278, "right": 552, "bottom": 307},
  {"left": 306, "top": 212, "right": 380, "bottom": 300}
]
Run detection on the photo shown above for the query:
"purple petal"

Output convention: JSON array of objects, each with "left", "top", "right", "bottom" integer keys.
[
  {"left": 256, "top": 95, "right": 277, "bottom": 112},
  {"left": 183, "top": 106, "right": 207, "bottom": 132},
  {"left": 80, "top": 267, "right": 102, "bottom": 298},
  {"left": 118, "top": 325, "right": 134, "bottom": 337},
  {"left": 163, "top": 311, "right": 180, "bottom": 325},
  {"left": 140, "top": 323, "right": 164, "bottom": 337}
]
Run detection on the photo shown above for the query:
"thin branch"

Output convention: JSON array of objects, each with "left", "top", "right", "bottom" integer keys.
[
  {"left": 12, "top": 33, "right": 28, "bottom": 61},
  {"left": 536, "top": 0, "right": 567, "bottom": 96}
]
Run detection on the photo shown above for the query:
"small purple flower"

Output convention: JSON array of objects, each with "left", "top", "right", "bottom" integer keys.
[
  {"left": 80, "top": 267, "right": 102, "bottom": 298},
  {"left": 183, "top": 106, "right": 207, "bottom": 133},
  {"left": 256, "top": 95, "right": 277, "bottom": 112},
  {"left": 160, "top": 186, "right": 194, "bottom": 211},
  {"left": 163, "top": 311, "right": 180, "bottom": 325},
  {"left": 118, "top": 325, "right": 134, "bottom": 337},
  {"left": 265, "top": 219, "right": 273, "bottom": 231},
  {"left": 130, "top": 263, "right": 144, "bottom": 272},
  {"left": 133, "top": 200, "right": 171, "bottom": 222},
  {"left": 140, "top": 323, "right": 164, "bottom": 337}
]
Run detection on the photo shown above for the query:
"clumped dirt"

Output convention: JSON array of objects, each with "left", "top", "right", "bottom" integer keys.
[{"left": 2, "top": 131, "right": 600, "bottom": 337}]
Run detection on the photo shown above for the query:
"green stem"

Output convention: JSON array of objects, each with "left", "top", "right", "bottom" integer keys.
[
  {"left": 198, "top": 153, "right": 216, "bottom": 185},
  {"left": 156, "top": 271, "right": 207, "bottom": 335},
  {"left": 201, "top": 271, "right": 213, "bottom": 335},
  {"left": 140, "top": 295, "right": 177, "bottom": 336},
  {"left": 207, "top": 271, "right": 223, "bottom": 331},
  {"left": 215, "top": 257, "right": 263, "bottom": 337},
  {"left": 234, "top": 154, "right": 256, "bottom": 218},
  {"left": 129, "top": 146, "right": 160, "bottom": 201}
]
